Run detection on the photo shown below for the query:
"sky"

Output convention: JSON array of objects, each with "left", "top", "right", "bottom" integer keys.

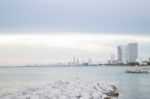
[{"left": 0, "top": 0, "right": 150, "bottom": 65}]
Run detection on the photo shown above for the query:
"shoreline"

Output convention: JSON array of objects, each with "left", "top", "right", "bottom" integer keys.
[
  {"left": 0, "top": 78, "right": 119, "bottom": 99},
  {"left": 0, "top": 65, "right": 150, "bottom": 68}
]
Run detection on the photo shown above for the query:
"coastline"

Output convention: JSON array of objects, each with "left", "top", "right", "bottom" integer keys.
[{"left": 0, "top": 78, "right": 119, "bottom": 99}]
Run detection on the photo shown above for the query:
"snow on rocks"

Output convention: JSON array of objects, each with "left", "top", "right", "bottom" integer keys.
[{"left": 0, "top": 78, "right": 119, "bottom": 99}]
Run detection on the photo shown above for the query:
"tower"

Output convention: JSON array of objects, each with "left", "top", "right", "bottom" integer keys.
[
  {"left": 117, "top": 46, "right": 123, "bottom": 63},
  {"left": 128, "top": 43, "right": 138, "bottom": 63},
  {"left": 117, "top": 43, "right": 138, "bottom": 64}
]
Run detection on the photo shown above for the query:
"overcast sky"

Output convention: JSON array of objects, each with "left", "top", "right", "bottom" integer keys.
[{"left": 0, "top": 0, "right": 150, "bottom": 65}]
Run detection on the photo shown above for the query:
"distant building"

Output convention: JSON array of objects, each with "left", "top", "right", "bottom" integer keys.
[
  {"left": 76, "top": 58, "right": 80, "bottom": 65},
  {"left": 88, "top": 58, "right": 92, "bottom": 65},
  {"left": 117, "top": 46, "right": 123, "bottom": 63},
  {"left": 69, "top": 57, "right": 80, "bottom": 66},
  {"left": 111, "top": 54, "right": 115, "bottom": 61},
  {"left": 73, "top": 57, "right": 76, "bottom": 64},
  {"left": 117, "top": 43, "right": 138, "bottom": 64},
  {"left": 122, "top": 45, "right": 129, "bottom": 64},
  {"left": 108, "top": 54, "right": 118, "bottom": 64},
  {"left": 148, "top": 58, "right": 150, "bottom": 62},
  {"left": 128, "top": 43, "right": 138, "bottom": 63},
  {"left": 117, "top": 45, "right": 128, "bottom": 64},
  {"left": 108, "top": 60, "right": 111, "bottom": 64}
]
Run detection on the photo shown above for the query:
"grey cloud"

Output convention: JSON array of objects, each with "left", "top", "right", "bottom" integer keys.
[{"left": 0, "top": 0, "right": 150, "bottom": 35}]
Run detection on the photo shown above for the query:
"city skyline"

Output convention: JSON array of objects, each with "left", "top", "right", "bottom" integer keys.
[
  {"left": 0, "top": 34, "right": 150, "bottom": 66},
  {"left": 0, "top": 0, "right": 150, "bottom": 65}
]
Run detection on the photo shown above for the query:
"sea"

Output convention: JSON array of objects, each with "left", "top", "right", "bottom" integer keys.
[{"left": 0, "top": 66, "right": 150, "bottom": 99}]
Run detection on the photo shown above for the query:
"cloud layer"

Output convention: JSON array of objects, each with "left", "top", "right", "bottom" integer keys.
[{"left": 0, "top": 0, "right": 150, "bottom": 34}]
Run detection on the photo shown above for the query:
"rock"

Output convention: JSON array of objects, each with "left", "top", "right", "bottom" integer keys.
[
  {"left": 0, "top": 78, "right": 119, "bottom": 99},
  {"left": 126, "top": 67, "right": 149, "bottom": 74},
  {"left": 104, "top": 96, "right": 110, "bottom": 99}
]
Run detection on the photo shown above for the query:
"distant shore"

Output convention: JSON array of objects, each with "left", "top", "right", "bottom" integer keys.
[{"left": 0, "top": 65, "right": 150, "bottom": 67}]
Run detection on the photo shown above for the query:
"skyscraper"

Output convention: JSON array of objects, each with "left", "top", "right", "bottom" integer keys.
[
  {"left": 128, "top": 43, "right": 138, "bottom": 63},
  {"left": 122, "top": 45, "right": 129, "bottom": 64},
  {"left": 117, "top": 46, "right": 122, "bottom": 63},
  {"left": 148, "top": 58, "right": 150, "bottom": 62},
  {"left": 117, "top": 43, "right": 138, "bottom": 64}
]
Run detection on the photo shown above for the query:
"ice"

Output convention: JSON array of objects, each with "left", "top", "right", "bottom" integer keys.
[{"left": 0, "top": 78, "right": 119, "bottom": 99}]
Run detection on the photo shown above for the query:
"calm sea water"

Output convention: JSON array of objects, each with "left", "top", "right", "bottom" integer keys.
[{"left": 0, "top": 66, "right": 150, "bottom": 99}]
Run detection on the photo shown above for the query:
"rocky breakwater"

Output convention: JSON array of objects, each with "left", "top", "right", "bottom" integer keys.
[
  {"left": 126, "top": 67, "right": 149, "bottom": 74},
  {"left": 0, "top": 78, "right": 119, "bottom": 99}
]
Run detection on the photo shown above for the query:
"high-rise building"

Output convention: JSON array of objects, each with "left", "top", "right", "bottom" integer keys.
[
  {"left": 117, "top": 45, "right": 128, "bottom": 64},
  {"left": 117, "top": 43, "right": 138, "bottom": 64},
  {"left": 128, "top": 43, "right": 138, "bottom": 63},
  {"left": 122, "top": 45, "right": 129, "bottom": 64},
  {"left": 148, "top": 58, "right": 150, "bottom": 62},
  {"left": 88, "top": 58, "right": 92, "bottom": 65},
  {"left": 117, "top": 46, "right": 123, "bottom": 63}
]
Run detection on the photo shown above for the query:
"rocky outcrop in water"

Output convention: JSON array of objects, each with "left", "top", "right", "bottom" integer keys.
[{"left": 126, "top": 67, "right": 149, "bottom": 74}]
